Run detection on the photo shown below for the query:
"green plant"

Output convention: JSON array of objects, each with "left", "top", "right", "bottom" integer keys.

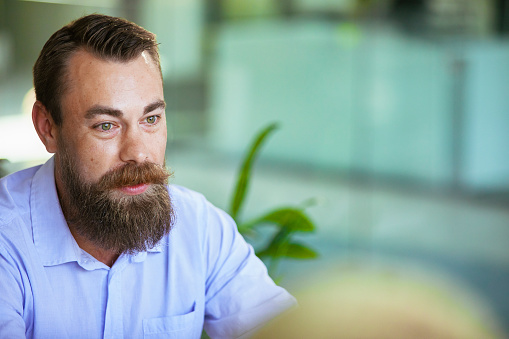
[
  {"left": 229, "top": 122, "right": 318, "bottom": 279},
  {"left": 0, "top": 159, "right": 9, "bottom": 178}
]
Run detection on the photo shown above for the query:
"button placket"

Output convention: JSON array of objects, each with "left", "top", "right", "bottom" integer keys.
[{"left": 103, "top": 256, "right": 129, "bottom": 338}]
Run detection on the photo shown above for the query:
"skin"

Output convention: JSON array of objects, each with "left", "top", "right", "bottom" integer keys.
[{"left": 32, "top": 49, "right": 167, "bottom": 266}]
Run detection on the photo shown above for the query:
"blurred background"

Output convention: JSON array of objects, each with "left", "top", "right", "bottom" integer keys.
[{"left": 1, "top": 0, "right": 509, "bottom": 337}]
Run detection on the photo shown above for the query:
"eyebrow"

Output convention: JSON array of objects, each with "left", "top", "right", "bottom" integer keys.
[
  {"left": 144, "top": 100, "right": 166, "bottom": 114},
  {"left": 85, "top": 100, "right": 166, "bottom": 119}
]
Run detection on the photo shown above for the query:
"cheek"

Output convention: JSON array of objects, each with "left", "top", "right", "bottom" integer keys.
[
  {"left": 156, "top": 131, "right": 167, "bottom": 162},
  {"left": 78, "top": 142, "right": 118, "bottom": 181}
]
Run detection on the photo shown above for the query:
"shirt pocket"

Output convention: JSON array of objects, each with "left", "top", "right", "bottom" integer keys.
[{"left": 143, "top": 305, "right": 199, "bottom": 339}]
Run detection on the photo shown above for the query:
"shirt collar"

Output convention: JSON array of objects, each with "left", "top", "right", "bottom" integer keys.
[
  {"left": 30, "top": 156, "right": 164, "bottom": 267},
  {"left": 131, "top": 240, "right": 165, "bottom": 262},
  {"left": 30, "top": 156, "right": 81, "bottom": 266}
]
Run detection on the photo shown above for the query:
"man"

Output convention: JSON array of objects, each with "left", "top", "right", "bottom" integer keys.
[{"left": 0, "top": 14, "right": 295, "bottom": 338}]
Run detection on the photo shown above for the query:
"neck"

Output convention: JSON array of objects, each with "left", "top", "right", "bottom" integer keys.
[{"left": 68, "top": 226, "right": 120, "bottom": 267}]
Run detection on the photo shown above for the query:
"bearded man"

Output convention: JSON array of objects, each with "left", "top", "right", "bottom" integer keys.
[{"left": 0, "top": 14, "right": 295, "bottom": 338}]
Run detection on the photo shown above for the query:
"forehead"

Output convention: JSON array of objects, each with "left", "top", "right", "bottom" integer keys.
[{"left": 60, "top": 50, "right": 163, "bottom": 119}]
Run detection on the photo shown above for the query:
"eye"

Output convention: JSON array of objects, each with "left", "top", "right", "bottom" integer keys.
[
  {"left": 100, "top": 123, "right": 113, "bottom": 131},
  {"left": 146, "top": 116, "right": 158, "bottom": 124}
]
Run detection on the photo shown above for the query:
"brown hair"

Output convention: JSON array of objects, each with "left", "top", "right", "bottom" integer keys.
[{"left": 33, "top": 14, "right": 161, "bottom": 126}]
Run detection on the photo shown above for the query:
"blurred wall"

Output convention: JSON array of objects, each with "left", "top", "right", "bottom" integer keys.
[
  {"left": 3, "top": 0, "right": 119, "bottom": 73},
  {"left": 207, "top": 18, "right": 509, "bottom": 192}
]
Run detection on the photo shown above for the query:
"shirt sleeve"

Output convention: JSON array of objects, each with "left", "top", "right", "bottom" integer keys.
[
  {"left": 201, "top": 201, "right": 297, "bottom": 339},
  {"left": 0, "top": 243, "right": 28, "bottom": 339}
]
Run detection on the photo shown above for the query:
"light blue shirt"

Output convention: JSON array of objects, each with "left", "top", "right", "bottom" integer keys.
[{"left": 0, "top": 157, "right": 296, "bottom": 338}]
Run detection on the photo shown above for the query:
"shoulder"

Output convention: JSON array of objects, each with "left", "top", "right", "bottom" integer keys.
[
  {"left": 0, "top": 165, "right": 41, "bottom": 188},
  {"left": 0, "top": 166, "right": 41, "bottom": 258},
  {"left": 168, "top": 184, "right": 208, "bottom": 206},
  {"left": 166, "top": 184, "right": 237, "bottom": 247},
  {"left": 168, "top": 184, "right": 230, "bottom": 223},
  {"left": 0, "top": 165, "right": 41, "bottom": 226}
]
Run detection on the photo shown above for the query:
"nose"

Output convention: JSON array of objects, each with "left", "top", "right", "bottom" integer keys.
[{"left": 119, "top": 127, "right": 149, "bottom": 164}]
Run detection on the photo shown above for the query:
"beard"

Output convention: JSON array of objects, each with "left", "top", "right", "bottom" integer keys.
[{"left": 56, "top": 145, "right": 175, "bottom": 255}]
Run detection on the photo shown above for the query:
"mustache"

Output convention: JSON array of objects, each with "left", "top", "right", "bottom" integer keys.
[{"left": 96, "top": 162, "right": 171, "bottom": 190}]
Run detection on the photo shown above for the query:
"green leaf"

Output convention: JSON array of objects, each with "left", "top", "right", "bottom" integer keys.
[
  {"left": 236, "top": 222, "right": 252, "bottom": 235},
  {"left": 256, "top": 245, "right": 282, "bottom": 258},
  {"left": 0, "top": 159, "right": 9, "bottom": 178},
  {"left": 246, "top": 207, "right": 316, "bottom": 233},
  {"left": 256, "top": 227, "right": 291, "bottom": 258},
  {"left": 258, "top": 242, "right": 318, "bottom": 259},
  {"left": 229, "top": 122, "right": 279, "bottom": 220},
  {"left": 284, "top": 243, "right": 319, "bottom": 259}
]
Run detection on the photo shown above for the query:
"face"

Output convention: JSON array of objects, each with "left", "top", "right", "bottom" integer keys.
[
  {"left": 51, "top": 50, "right": 174, "bottom": 254},
  {"left": 57, "top": 49, "right": 167, "bottom": 188}
]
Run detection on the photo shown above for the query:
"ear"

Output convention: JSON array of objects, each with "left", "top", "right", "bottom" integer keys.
[{"left": 32, "top": 101, "right": 58, "bottom": 153}]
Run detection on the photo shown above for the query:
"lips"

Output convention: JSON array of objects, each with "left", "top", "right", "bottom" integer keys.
[{"left": 117, "top": 183, "right": 149, "bottom": 195}]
